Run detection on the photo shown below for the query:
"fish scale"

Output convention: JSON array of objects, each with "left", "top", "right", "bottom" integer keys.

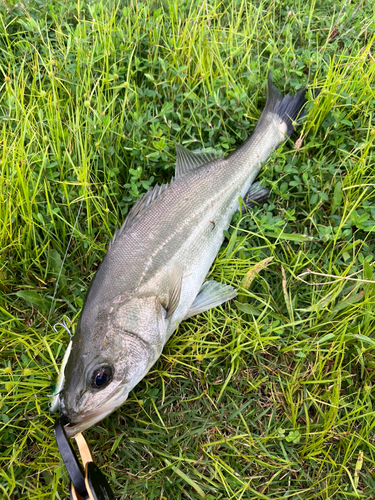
[{"left": 52, "top": 72, "right": 310, "bottom": 437}]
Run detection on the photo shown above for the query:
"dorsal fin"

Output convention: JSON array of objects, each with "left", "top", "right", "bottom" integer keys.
[
  {"left": 175, "top": 143, "right": 219, "bottom": 178},
  {"left": 110, "top": 182, "right": 171, "bottom": 248}
]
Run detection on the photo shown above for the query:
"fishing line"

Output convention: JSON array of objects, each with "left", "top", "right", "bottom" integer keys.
[
  {"left": 46, "top": 196, "right": 84, "bottom": 407},
  {"left": 46, "top": 197, "right": 84, "bottom": 334},
  {"left": 46, "top": 196, "right": 84, "bottom": 406}
]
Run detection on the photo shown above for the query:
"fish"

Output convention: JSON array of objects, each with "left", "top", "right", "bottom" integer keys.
[{"left": 52, "top": 72, "right": 310, "bottom": 437}]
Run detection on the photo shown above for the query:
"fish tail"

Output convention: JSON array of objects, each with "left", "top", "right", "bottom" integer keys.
[{"left": 261, "top": 71, "right": 308, "bottom": 137}]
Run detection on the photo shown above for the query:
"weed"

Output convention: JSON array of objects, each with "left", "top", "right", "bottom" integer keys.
[{"left": 0, "top": 0, "right": 374, "bottom": 498}]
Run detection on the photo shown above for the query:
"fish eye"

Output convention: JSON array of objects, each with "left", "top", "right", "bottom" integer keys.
[{"left": 90, "top": 365, "right": 113, "bottom": 390}]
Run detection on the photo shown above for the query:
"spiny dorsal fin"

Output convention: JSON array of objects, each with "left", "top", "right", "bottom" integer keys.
[
  {"left": 166, "top": 261, "right": 183, "bottom": 319},
  {"left": 175, "top": 143, "right": 219, "bottom": 178},
  {"left": 110, "top": 182, "right": 171, "bottom": 248}
]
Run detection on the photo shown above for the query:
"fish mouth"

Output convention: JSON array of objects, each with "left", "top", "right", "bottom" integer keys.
[
  {"left": 62, "top": 407, "right": 115, "bottom": 438},
  {"left": 61, "top": 385, "right": 128, "bottom": 438}
]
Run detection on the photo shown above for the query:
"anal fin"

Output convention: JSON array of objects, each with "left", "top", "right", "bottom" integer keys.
[
  {"left": 184, "top": 280, "right": 237, "bottom": 320},
  {"left": 244, "top": 182, "right": 270, "bottom": 209}
]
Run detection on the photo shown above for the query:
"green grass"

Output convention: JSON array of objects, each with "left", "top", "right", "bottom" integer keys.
[{"left": 1, "top": 0, "right": 375, "bottom": 498}]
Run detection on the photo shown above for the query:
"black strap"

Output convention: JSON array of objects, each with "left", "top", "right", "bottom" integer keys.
[
  {"left": 54, "top": 417, "right": 88, "bottom": 497},
  {"left": 85, "top": 462, "right": 115, "bottom": 500},
  {"left": 54, "top": 416, "right": 115, "bottom": 499}
]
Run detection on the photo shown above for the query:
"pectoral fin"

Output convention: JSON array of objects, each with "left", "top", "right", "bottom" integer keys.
[
  {"left": 166, "top": 262, "right": 184, "bottom": 319},
  {"left": 184, "top": 280, "right": 237, "bottom": 320}
]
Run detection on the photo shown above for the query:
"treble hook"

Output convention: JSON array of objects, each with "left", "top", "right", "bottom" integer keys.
[{"left": 53, "top": 315, "right": 73, "bottom": 339}]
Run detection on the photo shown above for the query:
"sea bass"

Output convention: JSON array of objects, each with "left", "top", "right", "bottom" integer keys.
[{"left": 54, "top": 73, "right": 309, "bottom": 437}]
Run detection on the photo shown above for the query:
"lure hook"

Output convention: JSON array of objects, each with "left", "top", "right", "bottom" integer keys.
[{"left": 53, "top": 315, "right": 73, "bottom": 339}]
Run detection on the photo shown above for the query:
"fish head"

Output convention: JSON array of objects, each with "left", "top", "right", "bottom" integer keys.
[{"left": 59, "top": 294, "right": 166, "bottom": 437}]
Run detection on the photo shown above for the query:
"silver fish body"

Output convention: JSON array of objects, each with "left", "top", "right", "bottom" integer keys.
[{"left": 56, "top": 73, "right": 308, "bottom": 437}]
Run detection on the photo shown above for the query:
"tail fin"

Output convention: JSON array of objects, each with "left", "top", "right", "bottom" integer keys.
[{"left": 263, "top": 71, "right": 308, "bottom": 137}]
